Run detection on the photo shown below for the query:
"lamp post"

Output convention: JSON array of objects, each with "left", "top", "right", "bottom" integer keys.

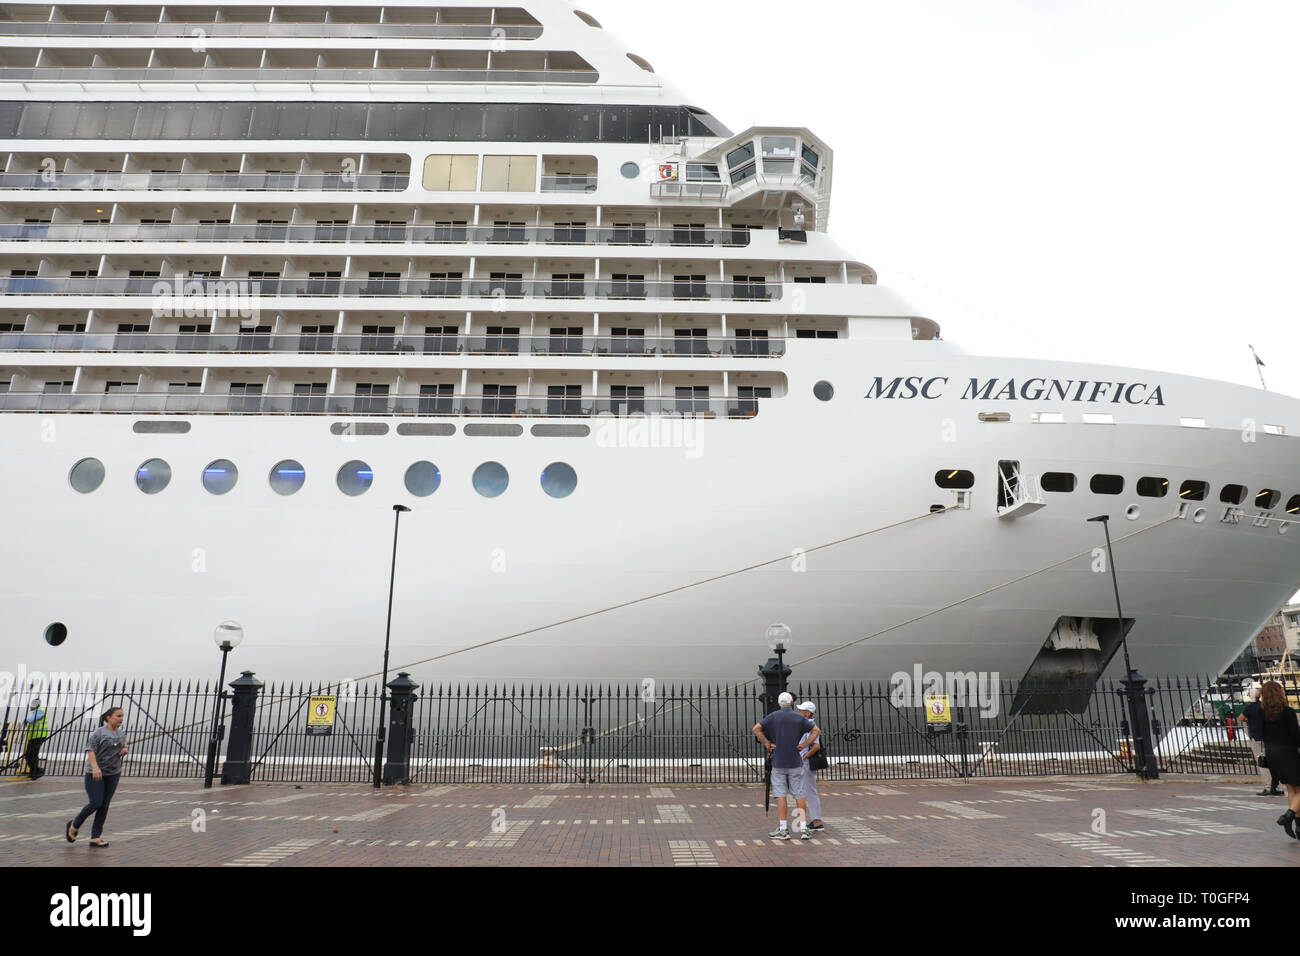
[
  {"left": 374, "top": 504, "right": 410, "bottom": 789},
  {"left": 204, "top": 621, "right": 243, "bottom": 789},
  {"left": 758, "top": 623, "right": 793, "bottom": 714},
  {"left": 1088, "top": 515, "right": 1158, "bottom": 780}
]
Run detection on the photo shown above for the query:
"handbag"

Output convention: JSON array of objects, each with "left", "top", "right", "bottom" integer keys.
[
  {"left": 1257, "top": 753, "right": 1268, "bottom": 768},
  {"left": 808, "top": 745, "right": 829, "bottom": 772}
]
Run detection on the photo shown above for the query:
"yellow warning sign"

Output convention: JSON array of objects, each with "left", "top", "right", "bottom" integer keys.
[
  {"left": 307, "top": 695, "right": 337, "bottom": 736},
  {"left": 925, "top": 695, "right": 952, "bottom": 725}
]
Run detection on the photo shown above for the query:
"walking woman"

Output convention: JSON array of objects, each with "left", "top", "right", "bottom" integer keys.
[
  {"left": 65, "top": 706, "right": 128, "bottom": 848},
  {"left": 1259, "top": 682, "right": 1300, "bottom": 840}
]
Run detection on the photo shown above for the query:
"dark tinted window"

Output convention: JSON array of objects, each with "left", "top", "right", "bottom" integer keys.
[
  {"left": 1091, "top": 474, "right": 1124, "bottom": 495},
  {"left": 1220, "top": 484, "right": 1248, "bottom": 505},
  {"left": 1287, "top": 494, "right": 1300, "bottom": 516},
  {"left": 1136, "top": 476, "right": 1167, "bottom": 497},
  {"left": 935, "top": 469, "right": 975, "bottom": 490},
  {"left": 1041, "top": 472, "right": 1076, "bottom": 492},
  {"left": 1255, "top": 488, "right": 1281, "bottom": 510},
  {"left": 1179, "top": 480, "right": 1209, "bottom": 501}
]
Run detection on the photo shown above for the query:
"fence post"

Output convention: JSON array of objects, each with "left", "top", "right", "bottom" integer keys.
[
  {"left": 383, "top": 672, "right": 419, "bottom": 785},
  {"left": 220, "top": 671, "right": 264, "bottom": 785}
]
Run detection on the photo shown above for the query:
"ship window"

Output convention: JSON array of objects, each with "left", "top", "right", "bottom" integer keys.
[
  {"left": 935, "top": 469, "right": 974, "bottom": 490},
  {"left": 620, "top": 161, "right": 640, "bottom": 179},
  {"left": 1135, "top": 476, "right": 1167, "bottom": 497},
  {"left": 69, "top": 458, "right": 105, "bottom": 494},
  {"left": 540, "top": 462, "right": 578, "bottom": 499},
  {"left": 686, "top": 163, "right": 721, "bottom": 183},
  {"left": 627, "top": 53, "right": 654, "bottom": 73},
  {"left": 44, "top": 623, "right": 67, "bottom": 647},
  {"left": 1256, "top": 488, "right": 1281, "bottom": 510},
  {"left": 1090, "top": 474, "right": 1124, "bottom": 495},
  {"left": 813, "top": 381, "right": 834, "bottom": 402},
  {"left": 1219, "top": 484, "right": 1248, "bottom": 505},
  {"left": 404, "top": 461, "right": 442, "bottom": 497},
  {"left": 269, "top": 459, "right": 306, "bottom": 496},
  {"left": 1041, "top": 472, "right": 1076, "bottom": 493},
  {"left": 136, "top": 458, "right": 172, "bottom": 495},
  {"left": 423, "top": 154, "right": 478, "bottom": 191},
  {"left": 1178, "top": 480, "right": 1209, "bottom": 501},
  {"left": 1286, "top": 494, "right": 1300, "bottom": 515},
  {"left": 337, "top": 460, "right": 374, "bottom": 497},
  {"left": 574, "top": 9, "right": 602, "bottom": 27},
  {"left": 202, "top": 459, "right": 239, "bottom": 496},
  {"left": 473, "top": 461, "right": 510, "bottom": 498},
  {"left": 482, "top": 155, "right": 537, "bottom": 192}
]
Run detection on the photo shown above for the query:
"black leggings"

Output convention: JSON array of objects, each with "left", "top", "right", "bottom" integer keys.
[{"left": 74, "top": 773, "right": 121, "bottom": 839}]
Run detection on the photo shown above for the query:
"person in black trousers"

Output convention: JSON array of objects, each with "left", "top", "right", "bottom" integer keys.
[
  {"left": 1239, "top": 683, "right": 1283, "bottom": 796},
  {"left": 66, "top": 706, "right": 128, "bottom": 848},
  {"left": 1259, "top": 681, "right": 1300, "bottom": 839}
]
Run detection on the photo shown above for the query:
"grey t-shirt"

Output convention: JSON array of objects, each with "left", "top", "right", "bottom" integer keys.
[
  {"left": 84, "top": 725, "right": 126, "bottom": 776},
  {"left": 760, "top": 709, "right": 816, "bottom": 769}
]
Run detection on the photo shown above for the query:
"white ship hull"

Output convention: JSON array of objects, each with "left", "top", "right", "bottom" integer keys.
[{"left": 5, "top": 341, "right": 1299, "bottom": 686}]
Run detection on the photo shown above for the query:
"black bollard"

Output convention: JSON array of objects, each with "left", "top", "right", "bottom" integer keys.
[
  {"left": 220, "top": 671, "right": 263, "bottom": 785},
  {"left": 1121, "top": 670, "right": 1160, "bottom": 781},
  {"left": 757, "top": 657, "right": 791, "bottom": 715},
  {"left": 382, "top": 672, "right": 419, "bottom": 786}
]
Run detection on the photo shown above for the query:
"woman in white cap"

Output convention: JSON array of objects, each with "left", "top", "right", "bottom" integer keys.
[{"left": 797, "top": 701, "right": 824, "bottom": 831}]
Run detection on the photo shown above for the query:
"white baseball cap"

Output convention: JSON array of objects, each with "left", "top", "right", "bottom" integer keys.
[
  {"left": 777, "top": 692, "right": 794, "bottom": 707},
  {"left": 799, "top": 701, "right": 816, "bottom": 714}
]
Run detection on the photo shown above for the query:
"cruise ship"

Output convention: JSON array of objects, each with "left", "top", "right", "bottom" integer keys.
[{"left": 1, "top": 0, "right": 1298, "bottom": 691}]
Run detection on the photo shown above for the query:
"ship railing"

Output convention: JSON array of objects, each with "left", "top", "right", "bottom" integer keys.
[
  {"left": 0, "top": 67, "right": 598, "bottom": 84},
  {"left": 0, "top": 392, "right": 762, "bottom": 419},
  {"left": 0, "top": 222, "right": 753, "bottom": 248},
  {"left": 0, "top": 331, "right": 787, "bottom": 358},
  {"left": 0, "top": 21, "right": 544, "bottom": 40},
  {"left": 539, "top": 175, "right": 598, "bottom": 193},
  {"left": 0, "top": 276, "right": 784, "bottom": 303},
  {"left": 0, "top": 172, "right": 409, "bottom": 192}
]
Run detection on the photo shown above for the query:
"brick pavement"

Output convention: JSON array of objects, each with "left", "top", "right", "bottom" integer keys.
[{"left": 1, "top": 774, "right": 1296, "bottom": 867}]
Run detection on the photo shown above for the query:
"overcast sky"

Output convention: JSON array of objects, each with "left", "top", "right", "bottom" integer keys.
[{"left": 586, "top": 0, "right": 1300, "bottom": 606}]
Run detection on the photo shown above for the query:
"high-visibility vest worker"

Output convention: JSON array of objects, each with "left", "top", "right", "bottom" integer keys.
[{"left": 26, "top": 705, "right": 48, "bottom": 740}]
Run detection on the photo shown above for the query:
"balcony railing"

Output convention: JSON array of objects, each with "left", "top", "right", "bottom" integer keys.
[
  {"left": 0, "top": 172, "right": 408, "bottom": 192},
  {"left": 0, "top": 21, "right": 544, "bottom": 40},
  {"left": 0, "top": 392, "right": 764, "bottom": 419},
  {"left": 0, "top": 223, "right": 755, "bottom": 247},
  {"left": 0, "top": 276, "right": 784, "bottom": 302},
  {"left": 0, "top": 331, "right": 787, "bottom": 358},
  {"left": 540, "top": 175, "right": 597, "bottom": 193},
  {"left": 0, "top": 67, "right": 597, "bottom": 84}
]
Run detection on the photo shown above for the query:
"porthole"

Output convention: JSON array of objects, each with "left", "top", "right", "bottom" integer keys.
[
  {"left": 1125, "top": 504, "right": 1141, "bottom": 521},
  {"left": 404, "top": 461, "right": 442, "bottom": 497},
  {"left": 1178, "top": 479, "right": 1209, "bottom": 502},
  {"left": 540, "top": 462, "right": 578, "bottom": 499},
  {"left": 1135, "top": 476, "right": 1168, "bottom": 498},
  {"left": 1041, "top": 472, "right": 1076, "bottom": 493},
  {"left": 935, "top": 469, "right": 974, "bottom": 490},
  {"left": 1255, "top": 488, "right": 1281, "bottom": 510},
  {"left": 69, "top": 458, "right": 105, "bottom": 494},
  {"left": 269, "top": 459, "right": 306, "bottom": 496},
  {"left": 813, "top": 381, "right": 834, "bottom": 402},
  {"left": 135, "top": 458, "right": 171, "bottom": 495},
  {"left": 1220, "top": 484, "right": 1248, "bottom": 505},
  {"left": 473, "top": 461, "right": 509, "bottom": 498},
  {"left": 202, "top": 459, "right": 238, "bottom": 495},
  {"left": 1286, "top": 494, "right": 1300, "bottom": 516},
  {"left": 44, "top": 622, "right": 67, "bottom": 646},
  {"left": 1090, "top": 474, "right": 1124, "bottom": 495},
  {"left": 620, "top": 161, "right": 640, "bottom": 179},
  {"left": 337, "top": 460, "right": 374, "bottom": 497}
]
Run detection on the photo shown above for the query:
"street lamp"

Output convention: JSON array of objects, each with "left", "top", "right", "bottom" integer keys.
[
  {"left": 374, "top": 504, "right": 411, "bottom": 789},
  {"left": 204, "top": 621, "right": 243, "bottom": 789},
  {"left": 1088, "top": 515, "right": 1158, "bottom": 780},
  {"left": 759, "top": 623, "right": 793, "bottom": 713}
]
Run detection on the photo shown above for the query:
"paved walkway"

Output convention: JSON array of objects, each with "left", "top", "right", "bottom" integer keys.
[{"left": 1, "top": 774, "right": 1295, "bottom": 867}]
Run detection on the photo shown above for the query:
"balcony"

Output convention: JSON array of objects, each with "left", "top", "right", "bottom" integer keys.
[
  {"left": 0, "top": 21, "right": 544, "bottom": 40},
  {"left": 540, "top": 175, "right": 598, "bottom": 194},
  {"left": 0, "top": 172, "right": 408, "bottom": 192},
  {"left": 0, "top": 67, "right": 597, "bottom": 85}
]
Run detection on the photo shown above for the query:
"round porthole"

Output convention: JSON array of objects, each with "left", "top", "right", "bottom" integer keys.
[
  {"left": 620, "top": 161, "right": 640, "bottom": 179},
  {"left": 44, "top": 622, "right": 67, "bottom": 646},
  {"left": 1125, "top": 504, "right": 1141, "bottom": 521},
  {"left": 269, "top": 459, "right": 306, "bottom": 496},
  {"left": 473, "top": 461, "right": 509, "bottom": 498},
  {"left": 69, "top": 458, "right": 105, "bottom": 494},
  {"left": 202, "top": 459, "right": 239, "bottom": 495},
  {"left": 1192, "top": 507, "right": 1208, "bottom": 524},
  {"left": 337, "top": 460, "right": 374, "bottom": 497},
  {"left": 540, "top": 462, "right": 578, "bottom": 499},
  {"left": 404, "top": 461, "right": 442, "bottom": 497},
  {"left": 813, "top": 381, "right": 834, "bottom": 402},
  {"left": 135, "top": 458, "right": 171, "bottom": 495}
]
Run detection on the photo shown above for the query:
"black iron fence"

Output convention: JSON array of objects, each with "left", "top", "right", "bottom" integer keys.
[{"left": 2, "top": 674, "right": 1293, "bottom": 785}]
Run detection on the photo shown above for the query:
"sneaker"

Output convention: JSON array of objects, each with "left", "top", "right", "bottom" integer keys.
[
  {"left": 809, "top": 823, "right": 825, "bottom": 831},
  {"left": 799, "top": 829, "right": 812, "bottom": 840},
  {"left": 768, "top": 828, "right": 791, "bottom": 840}
]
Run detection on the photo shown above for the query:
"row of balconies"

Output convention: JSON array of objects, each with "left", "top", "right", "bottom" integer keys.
[
  {"left": 0, "top": 171, "right": 409, "bottom": 191},
  {"left": 0, "top": 4, "right": 542, "bottom": 30}
]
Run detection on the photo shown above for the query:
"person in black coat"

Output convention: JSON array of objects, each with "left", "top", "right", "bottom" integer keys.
[{"left": 1259, "top": 681, "right": 1300, "bottom": 839}]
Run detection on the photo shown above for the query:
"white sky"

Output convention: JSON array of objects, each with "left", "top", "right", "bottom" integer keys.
[{"left": 585, "top": 0, "right": 1300, "bottom": 605}]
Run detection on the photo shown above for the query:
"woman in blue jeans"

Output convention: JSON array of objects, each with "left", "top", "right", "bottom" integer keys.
[{"left": 65, "top": 706, "right": 128, "bottom": 848}]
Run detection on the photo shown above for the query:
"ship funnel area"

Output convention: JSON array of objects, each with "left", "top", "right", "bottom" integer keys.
[{"left": 1010, "top": 616, "right": 1133, "bottom": 715}]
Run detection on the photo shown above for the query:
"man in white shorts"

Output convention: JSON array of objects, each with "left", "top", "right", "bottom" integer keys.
[
  {"left": 798, "top": 701, "right": 824, "bottom": 831},
  {"left": 753, "top": 692, "right": 819, "bottom": 840}
]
